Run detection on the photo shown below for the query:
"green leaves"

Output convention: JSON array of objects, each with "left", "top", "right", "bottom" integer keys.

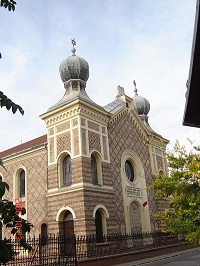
[
  {"left": 150, "top": 140, "right": 200, "bottom": 244},
  {"left": 0, "top": 0, "right": 17, "bottom": 11},
  {"left": 0, "top": 91, "right": 24, "bottom": 115},
  {"left": 0, "top": 180, "right": 33, "bottom": 262},
  {"left": 0, "top": 181, "right": 9, "bottom": 198}
]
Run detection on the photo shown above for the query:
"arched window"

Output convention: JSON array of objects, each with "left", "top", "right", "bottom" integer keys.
[
  {"left": 63, "top": 155, "right": 72, "bottom": 186},
  {"left": 19, "top": 170, "right": 25, "bottom": 197},
  {"left": 91, "top": 155, "right": 98, "bottom": 185},
  {"left": 91, "top": 152, "right": 103, "bottom": 185},
  {"left": 95, "top": 210, "right": 103, "bottom": 242}
]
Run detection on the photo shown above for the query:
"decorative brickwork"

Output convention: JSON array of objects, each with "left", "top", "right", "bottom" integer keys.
[
  {"left": 48, "top": 164, "right": 58, "bottom": 189},
  {"left": 57, "top": 132, "right": 71, "bottom": 156},
  {"left": 49, "top": 137, "right": 54, "bottom": 163},
  {"left": 88, "top": 121, "right": 100, "bottom": 132},
  {"left": 47, "top": 190, "right": 87, "bottom": 235},
  {"left": 1, "top": 150, "right": 47, "bottom": 236},
  {"left": 102, "top": 126, "right": 106, "bottom": 134},
  {"left": 72, "top": 118, "right": 78, "bottom": 127},
  {"left": 88, "top": 131, "right": 101, "bottom": 153},
  {"left": 83, "top": 190, "right": 116, "bottom": 235},
  {"left": 49, "top": 128, "right": 54, "bottom": 135},
  {"left": 108, "top": 112, "right": 157, "bottom": 231},
  {"left": 56, "top": 122, "right": 70, "bottom": 133},
  {"left": 102, "top": 136, "right": 108, "bottom": 160},
  {"left": 81, "top": 128, "right": 87, "bottom": 155},
  {"left": 73, "top": 128, "right": 79, "bottom": 155},
  {"left": 81, "top": 118, "right": 86, "bottom": 126}
]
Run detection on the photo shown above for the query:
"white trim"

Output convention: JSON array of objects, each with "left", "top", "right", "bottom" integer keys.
[
  {"left": 92, "top": 204, "right": 109, "bottom": 218},
  {"left": 56, "top": 206, "right": 76, "bottom": 221}
]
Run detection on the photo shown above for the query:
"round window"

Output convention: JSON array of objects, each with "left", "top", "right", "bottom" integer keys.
[{"left": 125, "top": 160, "right": 134, "bottom": 182}]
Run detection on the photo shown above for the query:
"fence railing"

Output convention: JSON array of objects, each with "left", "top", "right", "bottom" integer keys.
[
  {"left": 1, "top": 231, "right": 183, "bottom": 266},
  {"left": 76, "top": 231, "right": 180, "bottom": 261}
]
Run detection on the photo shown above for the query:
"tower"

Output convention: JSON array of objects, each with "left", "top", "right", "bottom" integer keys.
[{"left": 40, "top": 40, "right": 115, "bottom": 237}]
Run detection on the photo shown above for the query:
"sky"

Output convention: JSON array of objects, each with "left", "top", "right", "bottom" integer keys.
[{"left": 0, "top": 0, "right": 199, "bottom": 152}]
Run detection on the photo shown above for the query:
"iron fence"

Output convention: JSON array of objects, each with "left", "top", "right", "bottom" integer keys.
[
  {"left": 2, "top": 235, "right": 76, "bottom": 266},
  {"left": 76, "top": 231, "right": 180, "bottom": 260},
  {"left": 1, "top": 231, "right": 182, "bottom": 265}
]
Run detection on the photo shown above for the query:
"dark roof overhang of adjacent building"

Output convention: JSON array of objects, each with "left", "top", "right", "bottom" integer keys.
[{"left": 183, "top": 0, "right": 200, "bottom": 127}]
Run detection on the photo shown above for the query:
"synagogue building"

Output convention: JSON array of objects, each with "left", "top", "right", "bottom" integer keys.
[{"left": 0, "top": 41, "right": 168, "bottom": 240}]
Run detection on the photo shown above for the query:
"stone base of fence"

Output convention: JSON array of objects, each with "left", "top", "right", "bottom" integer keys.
[{"left": 77, "top": 243, "right": 197, "bottom": 266}]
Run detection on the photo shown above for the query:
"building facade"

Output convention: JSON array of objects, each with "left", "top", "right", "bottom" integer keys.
[{"left": 0, "top": 42, "right": 168, "bottom": 240}]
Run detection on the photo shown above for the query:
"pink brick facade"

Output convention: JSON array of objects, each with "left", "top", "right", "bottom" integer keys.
[{"left": 0, "top": 49, "right": 169, "bottom": 239}]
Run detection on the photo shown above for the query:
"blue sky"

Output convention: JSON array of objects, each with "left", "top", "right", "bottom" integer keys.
[{"left": 0, "top": 0, "right": 198, "bottom": 151}]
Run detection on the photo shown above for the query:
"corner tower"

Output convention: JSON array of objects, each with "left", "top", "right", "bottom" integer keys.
[{"left": 40, "top": 40, "right": 115, "bottom": 237}]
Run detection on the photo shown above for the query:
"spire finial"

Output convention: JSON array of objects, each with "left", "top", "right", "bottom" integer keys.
[
  {"left": 133, "top": 80, "right": 138, "bottom": 95},
  {"left": 71, "top": 38, "right": 76, "bottom": 55}
]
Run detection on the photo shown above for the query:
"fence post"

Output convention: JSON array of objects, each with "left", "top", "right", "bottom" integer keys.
[
  {"left": 74, "top": 234, "right": 77, "bottom": 266},
  {"left": 38, "top": 234, "right": 42, "bottom": 265}
]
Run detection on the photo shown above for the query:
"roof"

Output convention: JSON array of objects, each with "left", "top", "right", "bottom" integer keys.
[
  {"left": 49, "top": 90, "right": 105, "bottom": 112},
  {"left": 104, "top": 98, "right": 126, "bottom": 114},
  {"left": 183, "top": 0, "right": 200, "bottom": 127},
  {"left": 0, "top": 134, "right": 47, "bottom": 159}
]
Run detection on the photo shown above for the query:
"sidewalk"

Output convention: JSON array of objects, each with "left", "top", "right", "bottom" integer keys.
[{"left": 114, "top": 247, "right": 200, "bottom": 266}]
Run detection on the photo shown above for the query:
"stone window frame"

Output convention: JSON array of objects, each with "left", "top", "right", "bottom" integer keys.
[
  {"left": 13, "top": 167, "right": 27, "bottom": 228},
  {"left": 58, "top": 152, "right": 72, "bottom": 187},
  {"left": 13, "top": 167, "right": 27, "bottom": 200},
  {"left": 90, "top": 151, "right": 103, "bottom": 185},
  {"left": 93, "top": 205, "right": 109, "bottom": 242},
  {"left": 121, "top": 150, "right": 140, "bottom": 186}
]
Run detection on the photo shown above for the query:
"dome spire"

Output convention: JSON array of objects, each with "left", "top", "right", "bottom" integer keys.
[
  {"left": 133, "top": 80, "right": 138, "bottom": 95},
  {"left": 71, "top": 38, "right": 76, "bottom": 55}
]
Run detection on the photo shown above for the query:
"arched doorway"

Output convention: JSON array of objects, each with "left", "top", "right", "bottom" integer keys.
[
  {"left": 63, "top": 211, "right": 75, "bottom": 255},
  {"left": 129, "top": 202, "right": 142, "bottom": 233}
]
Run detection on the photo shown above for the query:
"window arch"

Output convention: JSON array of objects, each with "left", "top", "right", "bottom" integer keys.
[
  {"left": 90, "top": 152, "right": 103, "bottom": 185},
  {"left": 19, "top": 170, "right": 25, "bottom": 198}
]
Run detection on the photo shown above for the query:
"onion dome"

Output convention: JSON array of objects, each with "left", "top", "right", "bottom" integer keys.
[
  {"left": 133, "top": 80, "right": 150, "bottom": 115},
  {"left": 59, "top": 38, "right": 89, "bottom": 84}
]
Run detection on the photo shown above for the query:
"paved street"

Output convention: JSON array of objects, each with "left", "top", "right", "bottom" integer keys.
[{"left": 116, "top": 248, "right": 200, "bottom": 266}]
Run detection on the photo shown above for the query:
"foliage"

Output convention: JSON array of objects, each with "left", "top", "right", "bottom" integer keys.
[
  {"left": 0, "top": 182, "right": 33, "bottom": 263},
  {"left": 1, "top": 0, "right": 23, "bottom": 116},
  {"left": 0, "top": 0, "right": 16, "bottom": 11},
  {"left": 0, "top": 91, "right": 24, "bottom": 115},
  {"left": 150, "top": 140, "right": 200, "bottom": 244}
]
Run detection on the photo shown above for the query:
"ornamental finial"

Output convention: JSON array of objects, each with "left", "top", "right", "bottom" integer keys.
[
  {"left": 71, "top": 38, "right": 76, "bottom": 55},
  {"left": 133, "top": 80, "right": 138, "bottom": 95}
]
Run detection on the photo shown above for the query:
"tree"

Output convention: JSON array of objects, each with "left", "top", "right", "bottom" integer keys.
[
  {"left": 0, "top": 1, "right": 23, "bottom": 116},
  {"left": 0, "top": 182, "right": 33, "bottom": 263},
  {"left": 0, "top": 0, "right": 16, "bottom": 11},
  {"left": 150, "top": 141, "right": 200, "bottom": 244},
  {"left": 0, "top": 1, "right": 33, "bottom": 263}
]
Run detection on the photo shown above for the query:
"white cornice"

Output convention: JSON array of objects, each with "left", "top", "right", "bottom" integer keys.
[
  {"left": 47, "top": 182, "right": 114, "bottom": 197},
  {"left": 40, "top": 101, "right": 110, "bottom": 127}
]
